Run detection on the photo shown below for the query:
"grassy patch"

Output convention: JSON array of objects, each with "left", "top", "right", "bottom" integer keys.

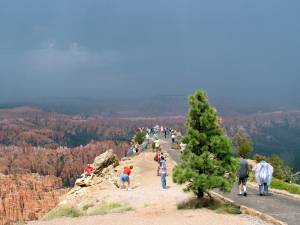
[
  {"left": 86, "top": 202, "right": 133, "bottom": 216},
  {"left": 271, "top": 178, "right": 300, "bottom": 195},
  {"left": 45, "top": 201, "right": 133, "bottom": 220},
  {"left": 177, "top": 197, "right": 240, "bottom": 215},
  {"left": 44, "top": 205, "right": 83, "bottom": 220}
]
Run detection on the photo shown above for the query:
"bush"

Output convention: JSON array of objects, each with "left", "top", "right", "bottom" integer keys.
[
  {"left": 134, "top": 131, "right": 146, "bottom": 145},
  {"left": 271, "top": 178, "right": 300, "bottom": 195}
]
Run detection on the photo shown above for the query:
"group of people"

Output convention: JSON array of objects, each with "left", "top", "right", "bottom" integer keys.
[{"left": 238, "top": 155, "right": 274, "bottom": 196}]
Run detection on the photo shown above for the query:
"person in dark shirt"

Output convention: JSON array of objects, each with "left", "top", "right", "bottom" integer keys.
[{"left": 238, "top": 155, "right": 249, "bottom": 196}]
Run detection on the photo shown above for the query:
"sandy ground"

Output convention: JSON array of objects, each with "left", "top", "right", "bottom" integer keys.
[{"left": 30, "top": 149, "right": 271, "bottom": 225}]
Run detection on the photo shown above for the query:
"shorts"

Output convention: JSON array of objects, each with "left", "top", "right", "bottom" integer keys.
[
  {"left": 238, "top": 176, "right": 247, "bottom": 185},
  {"left": 120, "top": 174, "right": 129, "bottom": 183}
]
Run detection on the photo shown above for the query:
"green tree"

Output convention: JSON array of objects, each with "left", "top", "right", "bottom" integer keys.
[
  {"left": 173, "top": 90, "right": 238, "bottom": 198},
  {"left": 233, "top": 132, "right": 253, "bottom": 157},
  {"left": 134, "top": 131, "right": 146, "bottom": 144}
]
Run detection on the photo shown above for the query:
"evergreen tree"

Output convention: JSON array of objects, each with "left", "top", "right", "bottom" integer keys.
[{"left": 173, "top": 90, "right": 238, "bottom": 198}]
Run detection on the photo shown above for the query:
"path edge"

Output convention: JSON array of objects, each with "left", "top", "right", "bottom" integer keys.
[{"left": 209, "top": 191, "right": 288, "bottom": 225}]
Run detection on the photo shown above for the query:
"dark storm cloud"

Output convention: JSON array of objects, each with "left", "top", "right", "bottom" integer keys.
[{"left": 0, "top": 0, "right": 300, "bottom": 108}]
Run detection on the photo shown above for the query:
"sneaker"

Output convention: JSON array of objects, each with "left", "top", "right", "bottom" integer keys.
[
  {"left": 127, "top": 188, "right": 131, "bottom": 191},
  {"left": 243, "top": 192, "right": 247, "bottom": 197},
  {"left": 162, "top": 188, "right": 166, "bottom": 191}
]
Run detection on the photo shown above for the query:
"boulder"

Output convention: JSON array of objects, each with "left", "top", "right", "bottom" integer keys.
[
  {"left": 75, "top": 149, "right": 118, "bottom": 188},
  {"left": 92, "top": 149, "right": 118, "bottom": 175}
]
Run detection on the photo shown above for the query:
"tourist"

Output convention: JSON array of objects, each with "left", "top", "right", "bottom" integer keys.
[
  {"left": 253, "top": 160, "right": 273, "bottom": 196},
  {"left": 154, "top": 149, "right": 162, "bottom": 176},
  {"left": 171, "top": 133, "right": 176, "bottom": 144},
  {"left": 238, "top": 155, "right": 249, "bottom": 196},
  {"left": 83, "top": 164, "right": 94, "bottom": 178},
  {"left": 146, "top": 133, "right": 150, "bottom": 144},
  {"left": 120, "top": 165, "right": 133, "bottom": 190},
  {"left": 160, "top": 155, "right": 167, "bottom": 191},
  {"left": 164, "top": 128, "right": 167, "bottom": 139},
  {"left": 154, "top": 139, "right": 160, "bottom": 149}
]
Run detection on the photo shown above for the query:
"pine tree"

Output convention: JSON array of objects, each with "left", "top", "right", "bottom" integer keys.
[{"left": 173, "top": 90, "right": 238, "bottom": 198}]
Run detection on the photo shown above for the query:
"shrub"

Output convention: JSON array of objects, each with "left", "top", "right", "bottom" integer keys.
[{"left": 134, "top": 131, "right": 146, "bottom": 145}]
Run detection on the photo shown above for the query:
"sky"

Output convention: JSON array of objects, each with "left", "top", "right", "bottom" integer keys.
[{"left": 0, "top": 0, "right": 300, "bottom": 109}]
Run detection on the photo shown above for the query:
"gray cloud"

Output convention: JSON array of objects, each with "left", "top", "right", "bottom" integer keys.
[
  {"left": 0, "top": 0, "right": 299, "bottom": 110},
  {"left": 28, "top": 41, "right": 122, "bottom": 74}
]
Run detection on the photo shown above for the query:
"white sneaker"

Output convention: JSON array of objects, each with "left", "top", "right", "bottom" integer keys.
[
  {"left": 127, "top": 188, "right": 131, "bottom": 191},
  {"left": 162, "top": 188, "right": 166, "bottom": 191}
]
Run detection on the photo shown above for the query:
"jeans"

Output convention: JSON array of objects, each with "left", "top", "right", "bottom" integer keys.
[
  {"left": 259, "top": 183, "right": 269, "bottom": 194},
  {"left": 161, "top": 173, "right": 167, "bottom": 189}
]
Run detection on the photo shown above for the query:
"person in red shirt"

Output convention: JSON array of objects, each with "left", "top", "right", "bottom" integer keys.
[
  {"left": 84, "top": 164, "right": 94, "bottom": 177},
  {"left": 120, "top": 165, "right": 133, "bottom": 190}
]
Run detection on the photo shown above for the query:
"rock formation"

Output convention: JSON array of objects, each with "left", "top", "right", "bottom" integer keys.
[
  {"left": 64, "top": 150, "right": 120, "bottom": 199},
  {"left": 0, "top": 174, "right": 68, "bottom": 225},
  {"left": 74, "top": 149, "right": 118, "bottom": 188}
]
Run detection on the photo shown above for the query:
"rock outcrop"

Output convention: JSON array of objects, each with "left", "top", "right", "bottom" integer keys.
[{"left": 74, "top": 149, "right": 118, "bottom": 188}]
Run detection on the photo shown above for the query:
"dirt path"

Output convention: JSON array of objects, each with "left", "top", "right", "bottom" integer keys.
[
  {"left": 160, "top": 138, "right": 300, "bottom": 225},
  {"left": 30, "top": 147, "right": 270, "bottom": 225}
]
